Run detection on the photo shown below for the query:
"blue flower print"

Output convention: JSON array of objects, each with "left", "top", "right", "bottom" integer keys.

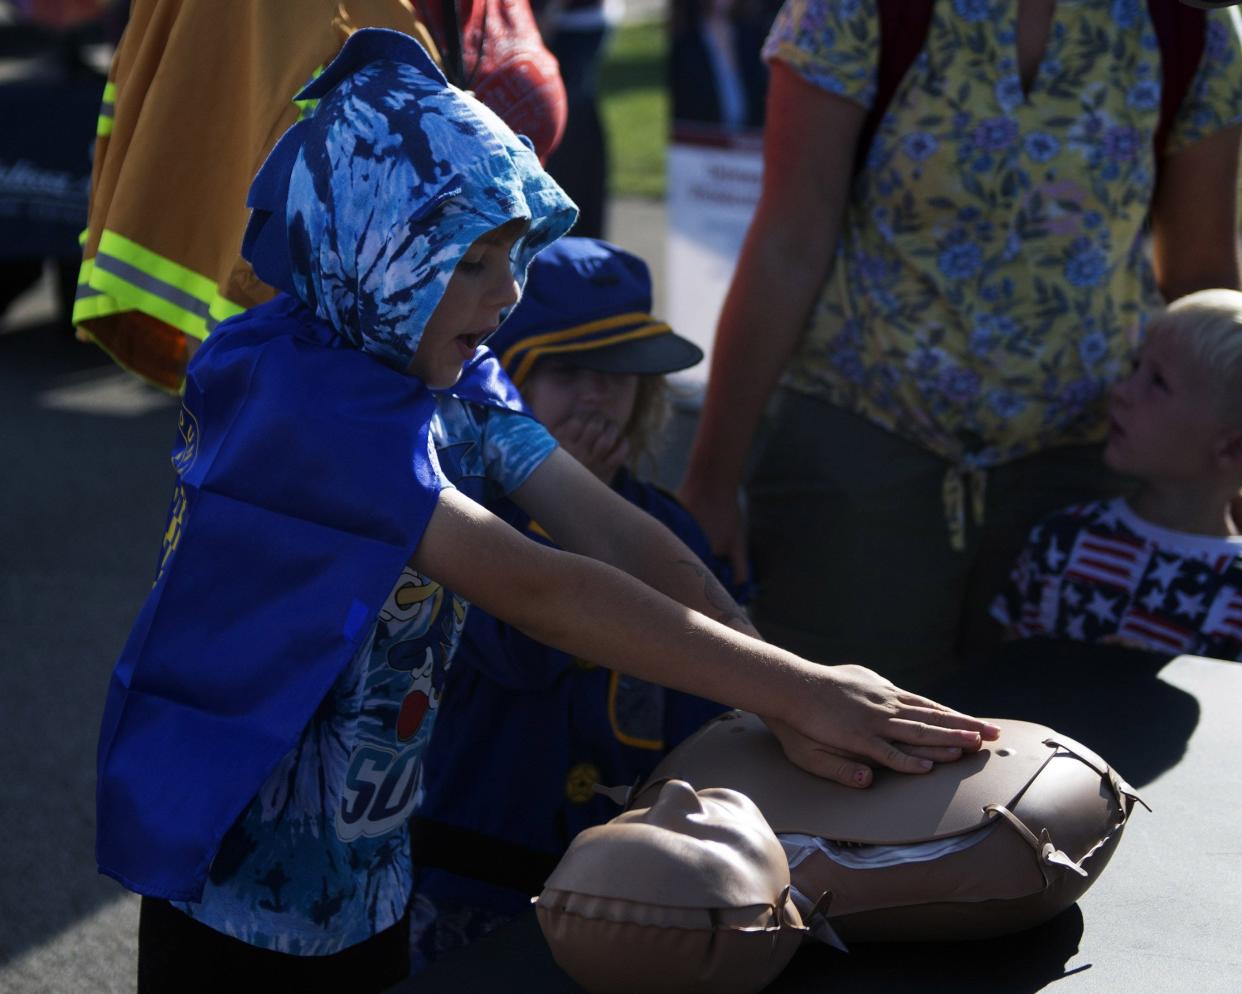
[
  {"left": 939, "top": 365, "right": 982, "bottom": 404},
  {"left": 1110, "top": 0, "right": 1141, "bottom": 29},
  {"left": 1083, "top": 210, "right": 1103, "bottom": 229},
  {"left": 995, "top": 75, "right": 1024, "bottom": 114},
  {"left": 969, "top": 324, "right": 999, "bottom": 356},
  {"left": 987, "top": 389, "right": 1026, "bottom": 419},
  {"left": 1059, "top": 377, "right": 1103, "bottom": 410},
  {"left": 1126, "top": 79, "right": 1160, "bottom": 112},
  {"left": 830, "top": 343, "right": 867, "bottom": 384},
  {"left": 908, "top": 345, "right": 949, "bottom": 377},
  {"left": 970, "top": 313, "right": 1020, "bottom": 355},
  {"left": 953, "top": 0, "right": 992, "bottom": 23},
  {"left": 973, "top": 117, "right": 1019, "bottom": 152},
  {"left": 1024, "top": 132, "right": 1060, "bottom": 163},
  {"left": 1103, "top": 126, "right": 1142, "bottom": 163},
  {"left": 1207, "top": 19, "right": 1234, "bottom": 64},
  {"left": 1065, "top": 245, "right": 1110, "bottom": 288},
  {"left": 856, "top": 253, "right": 893, "bottom": 287},
  {"left": 1078, "top": 331, "right": 1110, "bottom": 366},
  {"left": 938, "top": 241, "right": 983, "bottom": 280},
  {"left": 902, "top": 132, "right": 939, "bottom": 162}
]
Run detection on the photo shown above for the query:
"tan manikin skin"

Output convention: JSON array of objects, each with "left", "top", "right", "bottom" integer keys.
[
  {"left": 633, "top": 713, "right": 1145, "bottom": 943},
  {"left": 536, "top": 781, "right": 808, "bottom": 994}
]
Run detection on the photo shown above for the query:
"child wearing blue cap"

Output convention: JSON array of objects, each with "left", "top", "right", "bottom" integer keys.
[
  {"left": 95, "top": 30, "right": 997, "bottom": 992},
  {"left": 408, "top": 237, "right": 749, "bottom": 967}
]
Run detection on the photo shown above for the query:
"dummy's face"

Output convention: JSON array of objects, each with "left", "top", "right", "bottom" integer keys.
[
  {"left": 617, "top": 781, "right": 779, "bottom": 867},
  {"left": 408, "top": 221, "right": 524, "bottom": 388},
  {"left": 1105, "top": 328, "right": 1226, "bottom": 481},
  {"left": 522, "top": 361, "right": 639, "bottom": 437}
]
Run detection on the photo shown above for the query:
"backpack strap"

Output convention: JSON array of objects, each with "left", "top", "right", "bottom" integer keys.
[
  {"left": 855, "top": 0, "right": 933, "bottom": 174},
  {"left": 1148, "top": 0, "right": 1206, "bottom": 163}
]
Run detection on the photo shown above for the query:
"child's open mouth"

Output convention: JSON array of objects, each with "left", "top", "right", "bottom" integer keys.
[{"left": 455, "top": 332, "right": 483, "bottom": 359}]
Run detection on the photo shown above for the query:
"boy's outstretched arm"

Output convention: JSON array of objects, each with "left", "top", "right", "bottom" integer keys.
[
  {"left": 508, "top": 448, "right": 759, "bottom": 637},
  {"left": 412, "top": 489, "right": 999, "bottom": 788}
]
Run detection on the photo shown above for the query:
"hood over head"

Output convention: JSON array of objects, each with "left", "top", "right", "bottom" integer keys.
[{"left": 243, "top": 28, "right": 577, "bottom": 371}]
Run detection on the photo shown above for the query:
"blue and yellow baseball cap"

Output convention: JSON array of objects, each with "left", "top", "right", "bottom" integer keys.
[{"left": 486, "top": 237, "right": 703, "bottom": 387}]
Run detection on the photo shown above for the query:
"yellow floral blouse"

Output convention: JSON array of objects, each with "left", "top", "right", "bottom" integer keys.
[{"left": 764, "top": 0, "right": 1242, "bottom": 467}]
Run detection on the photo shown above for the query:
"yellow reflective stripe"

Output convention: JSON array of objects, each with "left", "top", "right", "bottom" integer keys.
[
  {"left": 208, "top": 294, "right": 245, "bottom": 327},
  {"left": 82, "top": 232, "right": 244, "bottom": 341},
  {"left": 78, "top": 227, "right": 89, "bottom": 247},
  {"left": 72, "top": 287, "right": 118, "bottom": 323},
  {"left": 510, "top": 322, "right": 672, "bottom": 387},
  {"left": 294, "top": 63, "right": 325, "bottom": 120},
  {"left": 98, "top": 231, "right": 219, "bottom": 304},
  {"left": 72, "top": 257, "right": 118, "bottom": 322},
  {"left": 96, "top": 80, "right": 116, "bottom": 136}
]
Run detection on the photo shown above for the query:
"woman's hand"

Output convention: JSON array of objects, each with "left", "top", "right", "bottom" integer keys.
[
  {"left": 760, "top": 663, "right": 1000, "bottom": 788},
  {"left": 677, "top": 472, "right": 750, "bottom": 582}
]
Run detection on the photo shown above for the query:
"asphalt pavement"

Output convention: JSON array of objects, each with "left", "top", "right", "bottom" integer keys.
[{"left": 0, "top": 192, "right": 672, "bottom": 993}]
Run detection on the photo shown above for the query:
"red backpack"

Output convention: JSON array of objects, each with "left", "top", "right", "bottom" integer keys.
[{"left": 857, "top": 0, "right": 1206, "bottom": 173}]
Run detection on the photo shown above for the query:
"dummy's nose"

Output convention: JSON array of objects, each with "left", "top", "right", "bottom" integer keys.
[{"left": 646, "top": 779, "right": 706, "bottom": 823}]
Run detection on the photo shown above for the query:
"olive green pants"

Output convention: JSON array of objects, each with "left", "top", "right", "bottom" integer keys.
[{"left": 746, "top": 389, "right": 1132, "bottom": 691}]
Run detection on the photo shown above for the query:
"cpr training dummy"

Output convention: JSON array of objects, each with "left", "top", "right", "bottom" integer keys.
[
  {"left": 536, "top": 780, "right": 808, "bottom": 994},
  {"left": 539, "top": 715, "right": 1144, "bottom": 993}
]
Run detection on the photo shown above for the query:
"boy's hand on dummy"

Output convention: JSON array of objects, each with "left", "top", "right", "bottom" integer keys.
[
  {"left": 761, "top": 664, "right": 1001, "bottom": 789},
  {"left": 553, "top": 412, "right": 630, "bottom": 483}
]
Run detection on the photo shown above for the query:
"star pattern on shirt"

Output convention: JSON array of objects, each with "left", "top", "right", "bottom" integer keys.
[
  {"left": 1174, "top": 590, "right": 1207, "bottom": 620},
  {"left": 1065, "top": 612, "right": 1087, "bottom": 640},
  {"left": 1149, "top": 554, "right": 1182, "bottom": 590},
  {"left": 1086, "top": 589, "right": 1118, "bottom": 624},
  {"left": 1045, "top": 535, "right": 1066, "bottom": 571},
  {"left": 1092, "top": 502, "right": 1124, "bottom": 531},
  {"left": 1141, "top": 586, "right": 1166, "bottom": 614}
]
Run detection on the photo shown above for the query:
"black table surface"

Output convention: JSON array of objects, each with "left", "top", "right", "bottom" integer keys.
[{"left": 400, "top": 642, "right": 1242, "bottom": 993}]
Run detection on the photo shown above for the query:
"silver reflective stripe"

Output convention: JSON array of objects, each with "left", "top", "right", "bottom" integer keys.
[
  {"left": 99, "top": 100, "right": 114, "bottom": 119},
  {"left": 93, "top": 251, "right": 211, "bottom": 321},
  {"left": 75, "top": 283, "right": 104, "bottom": 301}
]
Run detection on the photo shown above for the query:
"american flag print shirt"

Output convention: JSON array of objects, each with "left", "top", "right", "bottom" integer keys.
[{"left": 992, "top": 498, "right": 1242, "bottom": 661}]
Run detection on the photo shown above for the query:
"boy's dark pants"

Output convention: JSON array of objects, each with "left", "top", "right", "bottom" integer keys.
[{"left": 138, "top": 898, "right": 409, "bottom": 993}]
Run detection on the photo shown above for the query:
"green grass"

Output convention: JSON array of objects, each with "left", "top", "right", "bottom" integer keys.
[{"left": 600, "top": 19, "right": 668, "bottom": 199}]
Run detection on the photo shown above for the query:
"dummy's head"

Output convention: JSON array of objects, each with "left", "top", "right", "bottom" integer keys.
[
  {"left": 242, "top": 29, "right": 576, "bottom": 379},
  {"left": 1106, "top": 289, "right": 1242, "bottom": 485},
  {"left": 536, "top": 779, "right": 805, "bottom": 994},
  {"left": 486, "top": 238, "right": 703, "bottom": 472}
]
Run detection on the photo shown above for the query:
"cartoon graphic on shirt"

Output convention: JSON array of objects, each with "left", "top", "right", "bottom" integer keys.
[{"left": 377, "top": 568, "right": 468, "bottom": 742}]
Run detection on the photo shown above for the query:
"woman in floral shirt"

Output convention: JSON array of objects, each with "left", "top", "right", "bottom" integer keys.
[{"left": 680, "top": 0, "right": 1242, "bottom": 687}]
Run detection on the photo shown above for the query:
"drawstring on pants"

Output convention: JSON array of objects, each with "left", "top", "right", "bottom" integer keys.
[{"left": 942, "top": 467, "right": 987, "bottom": 551}]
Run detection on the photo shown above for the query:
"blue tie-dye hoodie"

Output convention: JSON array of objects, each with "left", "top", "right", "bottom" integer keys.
[{"left": 95, "top": 29, "right": 576, "bottom": 931}]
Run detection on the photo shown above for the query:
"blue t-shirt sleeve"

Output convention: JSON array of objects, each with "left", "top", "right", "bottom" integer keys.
[{"left": 476, "top": 404, "right": 558, "bottom": 495}]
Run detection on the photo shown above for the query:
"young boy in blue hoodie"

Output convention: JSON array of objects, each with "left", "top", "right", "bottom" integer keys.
[
  {"left": 409, "top": 238, "right": 750, "bottom": 965},
  {"left": 95, "top": 30, "right": 997, "bottom": 993}
]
